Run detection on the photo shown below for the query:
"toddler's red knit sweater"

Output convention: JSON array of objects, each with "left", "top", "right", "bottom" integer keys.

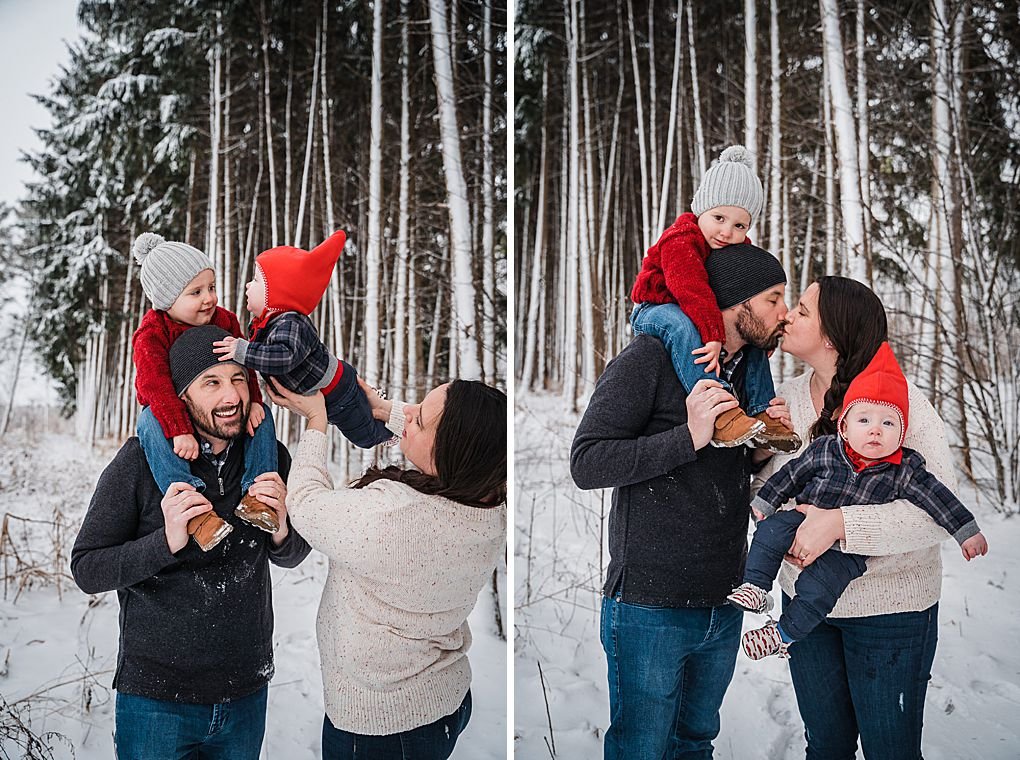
[
  {"left": 133, "top": 307, "right": 264, "bottom": 438},
  {"left": 629, "top": 212, "right": 725, "bottom": 345}
]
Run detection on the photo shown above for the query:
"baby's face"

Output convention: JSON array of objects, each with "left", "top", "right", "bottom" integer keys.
[
  {"left": 840, "top": 401, "right": 903, "bottom": 460},
  {"left": 167, "top": 269, "right": 217, "bottom": 326},
  {"left": 697, "top": 206, "right": 751, "bottom": 249},
  {"left": 246, "top": 268, "right": 267, "bottom": 318}
]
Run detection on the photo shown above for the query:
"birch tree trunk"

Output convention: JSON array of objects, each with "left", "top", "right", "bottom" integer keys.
[
  {"left": 626, "top": 0, "right": 651, "bottom": 247},
  {"left": 293, "top": 16, "right": 321, "bottom": 250},
  {"left": 481, "top": 0, "right": 496, "bottom": 382},
  {"left": 365, "top": 0, "right": 384, "bottom": 383},
  {"left": 767, "top": 0, "right": 781, "bottom": 263},
  {"left": 822, "top": 61, "right": 836, "bottom": 276},
  {"left": 428, "top": 0, "right": 482, "bottom": 379},
  {"left": 261, "top": 0, "right": 279, "bottom": 246},
  {"left": 856, "top": 0, "right": 872, "bottom": 266},
  {"left": 686, "top": 0, "right": 706, "bottom": 183},
  {"left": 657, "top": 2, "right": 683, "bottom": 232},
  {"left": 207, "top": 12, "right": 222, "bottom": 280},
  {"left": 563, "top": 0, "right": 581, "bottom": 407},
  {"left": 519, "top": 67, "right": 548, "bottom": 391},
  {"left": 744, "top": 0, "right": 758, "bottom": 163},
  {"left": 819, "top": 0, "right": 867, "bottom": 282},
  {"left": 393, "top": 0, "right": 412, "bottom": 398}
]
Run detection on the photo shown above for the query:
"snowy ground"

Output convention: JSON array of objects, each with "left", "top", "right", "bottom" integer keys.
[
  {"left": 514, "top": 391, "right": 1020, "bottom": 759},
  {"left": 0, "top": 423, "right": 506, "bottom": 759}
]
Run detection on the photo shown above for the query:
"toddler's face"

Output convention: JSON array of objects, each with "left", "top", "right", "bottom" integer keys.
[
  {"left": 698, "top": 206, "right": 751, "bottom": 249},
  {"left": 840, "top": 401, "right": 903, "bottom": 460},
  {"left": 246, "top": 268, "right": 267, "bottom": 318},
  {"left": 167, "top": 269, "right": 217, "bottom": 326}
]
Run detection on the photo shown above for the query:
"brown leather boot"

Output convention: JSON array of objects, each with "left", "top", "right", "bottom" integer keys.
[
  {"left": 711, "top": 407, "right": 765, "bottom": 448},
  {"left": 187, "top": 511, "right": 233, "bottom": 552},
  {"left": 234, "top": 494, "right": 280, "bottom": 534},
  {"left": 752, "top": 412, "right": 803, "bottom": 453}
]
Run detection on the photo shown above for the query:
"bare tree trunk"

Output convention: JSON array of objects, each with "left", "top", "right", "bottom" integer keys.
[
  {"left": 428, "top": 0, "right": 482, "bottom": 379},
  {"left": 207, "top": 11, "right": 222, "bottom": 276},
  {"left": 822, "top": 63, "right": 836, "bottom": 276},
  {"left": 293, "top": 16, "right": 321, "bottom": 250},
  {"left": 819, "top": 0, "right": 866, "bottom": 281},
  {"left": 657, "top": 1, "right": 683, "bottom": 232},
  {"left": 481, "top": 0, "right": 496, "bottom": 382},
  {"left": 626, "top": 0, "right": 651, "bottom": 247},
  {"left": 744, "top": 0, "right": 758, "bottom": 163},
  {"left": 261, "top": 0, "right": 280, "bottom": 246},
  {"left": 856, "top": 0, "right": 872, "bottom": 270},
  {"left": 521, "top": 63, "right": 549, "bottom": 392},
  {"left": 686, "top": 0, "right": 706, "bottom": 183}
]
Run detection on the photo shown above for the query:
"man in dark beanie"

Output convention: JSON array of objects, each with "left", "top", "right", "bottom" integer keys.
[
  {"left": 571, "top": 244, "right": 790, "bottom": 759},
  {"left": 71, "top": 324, "right": 311, "bottom": 759}
]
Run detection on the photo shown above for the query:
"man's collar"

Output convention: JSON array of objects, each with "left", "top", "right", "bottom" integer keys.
[{"left": 198, "top": 436, "right": 234, "bottom": 460}]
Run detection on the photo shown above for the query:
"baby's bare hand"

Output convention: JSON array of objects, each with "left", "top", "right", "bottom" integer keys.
[
  {"left": 173, "top": 434, "right": 199, "bottom": 460},
  {"left": 961, "top": 532, "right": 988, "bottom": 561},
  {"left": 692, "top": 341, "right": 723, "bottom": 376},
  {"left": 213, "top": 337, "right": 238, "bottom": 362}
]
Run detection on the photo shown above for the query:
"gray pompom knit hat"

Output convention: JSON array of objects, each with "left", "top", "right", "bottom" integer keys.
[
  {"left": 133, "top": 232, "right": 214, "bottom": 311},
  {"left": 705, "top": 242, "right": 786, "bottom": 310},
  {"left": 690, "top": 145, "right": 764, "bottom": 227},
  {"left": 169, "top": 324, "right": 244, "bottom": 396}
]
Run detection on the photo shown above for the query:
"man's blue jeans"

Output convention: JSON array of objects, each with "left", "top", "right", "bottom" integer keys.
[
  {"left": 114, "top": 685, "right": 267, "bottom": 759},
  {"left": 630, "top": 302, "right": 776, "bottom": 416},
  {"left": 785, "top": 595, "right": 939, "bottom": 760},
  {"left": 600, "top": 595, "right": 742, "bottom": 760},
  {"left": 321, "top": 690, "right": 472, "bottom": 759},
  {"left": 137, "top": 404, "right": 279, "bottom": 494}
]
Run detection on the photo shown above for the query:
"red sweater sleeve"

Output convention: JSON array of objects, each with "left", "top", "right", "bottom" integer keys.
[
  {"left": 215, "top": 308, "right": 265, "bottom": 407},
  {"left": 133, "top": 316, "right": 194, "bottom": 439},
  {"left": 659, "top": 217, "right": 725, "bottom": 345}
]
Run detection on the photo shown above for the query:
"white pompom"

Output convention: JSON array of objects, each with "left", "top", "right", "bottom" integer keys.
[
  {"left": 132, "top": 232, "right": 165, "bottom": 266},
  {"left": 719, "top": 145, "right": 753, "bottom": 168}
]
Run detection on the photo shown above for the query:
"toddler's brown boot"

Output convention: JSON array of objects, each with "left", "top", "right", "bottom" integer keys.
[
  {"left": 235, "top": 494, "right": 280, "bottom": 534},
  {"left": 752, "top": 412, "right": 802, "bottom": 453},
  {"left": 711, "top": 407, "right": 765, "bottom": 447},
  {"left": 187, "top": 511, "right": 233, "bottom": 552}
]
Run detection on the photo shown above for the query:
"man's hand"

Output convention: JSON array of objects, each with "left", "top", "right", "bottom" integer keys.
[
  {"left": 173, "top": 434, "right": 199, "bottom": 461},
  {"left": 161, "top": 483, "right": 213, "bottom": 553},
  {"left": 961, "top": 532, "right": 988, "bottom": 561},
  {"left": 692, "top": 341, "right": 723, "bottom": 376},
  {"left": 213, "top": 337, "right": 238, "bottom": 362},
  {"left": 247, "top": 472, "right": 289, "bottom": 546},
  {"left": 685, "top": 379, "right": 739, "bottom": 450},
  {"left": 762, "top": 396, "right": 792, "bottom": 429},
  {"left": 247, "top": 401, "right": 266, "bottom": 437}
]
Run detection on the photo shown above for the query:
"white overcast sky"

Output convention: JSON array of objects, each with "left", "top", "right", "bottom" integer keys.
[{"left": 0, "top": 0, "right": 82, "bottom": 208}]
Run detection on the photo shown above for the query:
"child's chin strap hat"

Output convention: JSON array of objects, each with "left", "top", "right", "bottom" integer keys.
[
  {"left": 253, "top": 230, "right": 347, "bottom": 326},
  {"left": 837, "top": 341, "right": 910, "bottom": 449}
]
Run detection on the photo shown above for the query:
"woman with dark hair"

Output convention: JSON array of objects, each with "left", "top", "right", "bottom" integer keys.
[
  {"left": 753, "top": 275, "right": 953, "bottom": 759},
  {"left": 267, "top": 378, "right": 506, "bottom": 760}
]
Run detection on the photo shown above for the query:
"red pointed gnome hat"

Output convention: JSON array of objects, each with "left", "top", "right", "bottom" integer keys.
[
  {"left": 837, "top": 341, "right": 910, "bottom": 448},
  {"left": 255, "top": 230, "right": 346, "bottom": 316}
]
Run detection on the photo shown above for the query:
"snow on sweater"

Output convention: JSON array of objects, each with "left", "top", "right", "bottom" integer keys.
[
  {"left": 752, "top": 371, "right": 952, "bottom": 617},
  {"left": 285, "top": 419, "right": 506, "bottom": 735}
]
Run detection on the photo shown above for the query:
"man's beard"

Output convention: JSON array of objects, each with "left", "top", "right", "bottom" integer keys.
[
  {"left": 736, "top": 303, "right": 784, "bottom": 352},
  {"left": 183, "top": 395, "right": 251, "bottom": 443}
]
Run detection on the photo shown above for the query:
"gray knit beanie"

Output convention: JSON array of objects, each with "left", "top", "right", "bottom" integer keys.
[
  {"left": 705, "top": 243, "right": 786, "bottom": 310},
  {"left": 169, "top": 324, "right": 244, "bottom": 396},
  {"left": 133, "top": 233, "right": 214, "bottom": 311},
  {"left": 690, "top": 145, "right": 764, "bottom": 227}
]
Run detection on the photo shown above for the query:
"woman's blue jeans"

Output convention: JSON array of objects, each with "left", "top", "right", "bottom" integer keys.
[
  {"left": 600, "top": 595, "right": 742, "bottom": 760},
  {"left": 321, "top": 690, "right": 472, "bottom": 759},
  {"left": 785, "top": 594, "right": 939, "bottom": 760},
  {"left": 137, "top": 404, "right": 278, "bottom": 494},
  {"left": 114, "top": 685, "right": 267, "bottom": 759},
  {"left": 630, "top": 302, "right": 776, "bottom": 416}
]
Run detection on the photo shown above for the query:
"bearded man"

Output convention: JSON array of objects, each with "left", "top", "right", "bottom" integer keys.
[
  {"left": 72, "top": 324, "right": 311, "bottom": 759},
  {"left": 571, "top": 243, "right": 790, "bottom": 759}
]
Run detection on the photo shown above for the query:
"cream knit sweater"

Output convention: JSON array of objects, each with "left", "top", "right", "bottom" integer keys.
[
  {"left": 285, "top": 413, "right": 506, "bottom": 735},
  {"left": 752, "top": 371, "right": 953, "bottom": 617}
]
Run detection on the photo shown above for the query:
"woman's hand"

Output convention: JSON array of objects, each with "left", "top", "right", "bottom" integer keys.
[
  {"left": 265, "top": 380, "right": 328, "bottom": 433},
  {"left": 787, "top": 504, "right": 846, "bottom": 567},
  {"left": 357, "top": 377, "right": 393, "bottom": 422}
]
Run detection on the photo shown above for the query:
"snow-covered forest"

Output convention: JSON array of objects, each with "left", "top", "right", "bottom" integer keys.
[
  {"left": 514, "top": 0, "right": 1020, "bottom": 757},
  {"left": 3, "top": 0, "right": 507, "bottom": 467},
  {"left": 0, "top": 0, "right": 508, "bottom": 757}
]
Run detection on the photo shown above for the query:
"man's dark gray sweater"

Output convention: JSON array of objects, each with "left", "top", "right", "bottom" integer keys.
[
  {"left": 570, "top": 335, "right": 753, "bottom": 607},
  {"left": 71, "top": 437, "right": 311, "bottom": 703}
]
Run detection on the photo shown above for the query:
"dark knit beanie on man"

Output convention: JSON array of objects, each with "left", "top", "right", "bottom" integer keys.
[
  {"left": 169, "top": 324, "right": 245, "bottom": 396},
  {"left": 704, "top": 243, "right": 786, "bottom": 310}
]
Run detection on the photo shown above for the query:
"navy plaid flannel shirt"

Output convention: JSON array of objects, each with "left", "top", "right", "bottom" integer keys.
[
  {"left": 753, "top": 435, "right": 979, "bottom": 545},
  {"left": 234, "top": 312, "right": 339, "bottom": 395}
]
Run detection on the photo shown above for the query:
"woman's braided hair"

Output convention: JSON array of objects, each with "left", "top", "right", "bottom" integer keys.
[{"left": 808, "top": 276, "right": 889, "bottom": 441}]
